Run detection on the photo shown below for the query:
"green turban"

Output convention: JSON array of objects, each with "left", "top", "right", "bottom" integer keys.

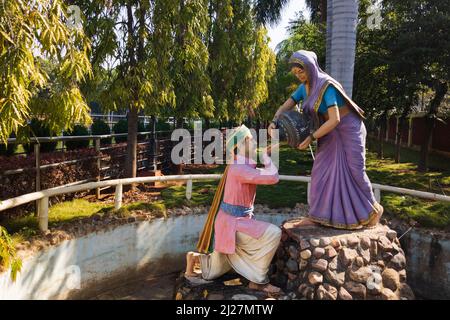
[{"left": 225, "top": 124, "right": 252, "bottom": 156}]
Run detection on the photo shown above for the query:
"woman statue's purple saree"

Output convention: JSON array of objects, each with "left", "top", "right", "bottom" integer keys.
[{"left": 290, "top": 50, "right": 382, "bottom": 229}]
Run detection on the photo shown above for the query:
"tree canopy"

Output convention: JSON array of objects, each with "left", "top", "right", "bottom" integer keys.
[{"left": 0, "top": 0, "right": 92, "bottom": 144}]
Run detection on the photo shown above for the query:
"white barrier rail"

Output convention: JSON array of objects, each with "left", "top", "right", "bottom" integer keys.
[{"left": 0, "top": 174, "right": 449, "bottom": 232}]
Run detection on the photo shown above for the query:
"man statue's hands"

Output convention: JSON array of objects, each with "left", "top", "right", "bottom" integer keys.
[
  {"left": 268, "top": 122, "right": 276, "bottom": 138},
  {"left": 297, "top": 136, "right": 312, "bottom": 150},
  {"left": 262, "top": 142, "right": 279, "bottom": 157}
]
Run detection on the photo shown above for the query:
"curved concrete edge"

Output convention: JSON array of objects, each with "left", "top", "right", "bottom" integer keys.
[
  {"left": 401, "top": 229, "right": 450, "bottom": 299},
  {"left": 0, "top": 212, "right": 299, "bottom": 300}
]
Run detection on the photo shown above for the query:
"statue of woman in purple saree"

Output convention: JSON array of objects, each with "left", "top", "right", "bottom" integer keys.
[{"left": 269, "top": 50, "right": 384, "bottom": 229}]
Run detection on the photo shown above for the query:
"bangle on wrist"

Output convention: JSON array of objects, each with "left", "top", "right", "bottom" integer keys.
[{"left": 309, "top": 132, "right": 317, "bottom": 141}]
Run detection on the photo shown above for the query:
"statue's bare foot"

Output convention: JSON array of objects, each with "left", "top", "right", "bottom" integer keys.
[
  {"left": 367, "top": 203, "right": 384, "bottom": 228},
  {"left": 292, "top": 217, "right": 317, "bottom": 228},
  {"left": 185, "top": 251, "right": 200, "bottom": 277},
  {"left": 248, "top": 282, "right": 281, "bottom": 294}
]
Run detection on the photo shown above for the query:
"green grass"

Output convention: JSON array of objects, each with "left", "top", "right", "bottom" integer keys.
[
  {"left": 160, "top": 181, "right": 219, "bottom": 208},
  {"left": 367, "top": 136, "right": 450, "bottom": 172},
  {"left": 364, "top": 139, "right": 450, "bottom": 229},
  {"left": 381, "top": 194, "right": 450, "bottom": 229},
  {"left": 119, "top": 201, "right": 168, "bottom": 218},
  {"left": 2, "top": 199, "right": 112, "bottom": 236}
]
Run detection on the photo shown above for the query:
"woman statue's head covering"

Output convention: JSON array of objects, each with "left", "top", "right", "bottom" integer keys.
[
  {"left": 196, "top": 125, "right": 252, "bottom": 254},
  {"left": 288, "top": 50, "right": 366, "bottom": 129}
]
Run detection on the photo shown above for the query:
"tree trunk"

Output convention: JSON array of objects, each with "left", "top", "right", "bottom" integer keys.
[
  {"left": 176, "top": 118, "right": 184, "bottom": 129},
  {"left": 395, "top": 107, "right": 411, "bottom": 163},
  {"left": 394, "top": 118, "right": 402, "bottom": 163},
  {"left": 377, "top": 112, "right": 387, "bottom": 159},
  {"left": 126, "top": 107, "right": 138, "bottom": 183},
  {"left": 326, "top": 0, "right": 358, "bottom": 97},
  {"left": 124, "top": 2, "right": 137, "bottom": 190},
  {"left": 418, "top": 81, "right": 448, "bottom": 172},
  {"left": 320, "top": 0, "right": 327, "bottom": 23}
]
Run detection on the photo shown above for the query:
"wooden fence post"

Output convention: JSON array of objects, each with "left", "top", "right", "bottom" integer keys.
[
  {"left": 186, "top": 179, "right": 193, "bottom": 200},
  {"left": 114, "top": 184, "right": 123, "bottom": 210},
  {"left": 38, "top": 196, "right": 49, "bottom": 232}
]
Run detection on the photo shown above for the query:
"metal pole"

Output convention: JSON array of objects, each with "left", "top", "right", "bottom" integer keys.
[
  {"left": 151, "top": 116, "right": 157, "bottom": 171},
  {"left": 95, "top": 138, "right": 101, "bottom": 198},
  {"left": 34, "top": 143, "right": 41, "bottom": 217}
]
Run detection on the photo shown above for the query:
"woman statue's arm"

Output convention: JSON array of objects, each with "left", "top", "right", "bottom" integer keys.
[
  {"left": 297, "top": 106, "right": 340, "bottom": 150},
  {"left": 268, "top": 97, "right": 297, "bottom": 136},
  {"left": 313, "top": 106, "right": 340, "bottom": 139},
  {"left": 273, "top": 97, "right": 297, "bottom": 121}
]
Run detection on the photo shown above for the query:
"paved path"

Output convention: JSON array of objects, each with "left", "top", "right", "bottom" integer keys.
[{"left": 88, "top": 272, "right": 179, "bottom": 300}]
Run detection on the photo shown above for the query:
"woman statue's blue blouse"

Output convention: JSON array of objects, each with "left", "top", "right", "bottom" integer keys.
[{"left": 291, "top": 84, "right": 345, "bottom": 114}]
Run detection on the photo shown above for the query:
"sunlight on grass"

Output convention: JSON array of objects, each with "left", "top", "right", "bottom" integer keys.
[
  {"left": 382, "top": 193, "right": 450, "bottom": 229},
  {"left": 3, "top": 199, "right": 112, "bottom": 236},
  {"left": 49, "top": 199, "right": 111, "bottom": 223},
  {"left": 123, "top": 201, "right": 167, "bottom": 218},
  {"left": 161, "top": 181, "right": 219, "bottom": 208}
]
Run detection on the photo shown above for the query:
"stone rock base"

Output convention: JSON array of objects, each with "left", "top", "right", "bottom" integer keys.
[{"left": 270, "top": 218, "right": 415, "bottom": 300}]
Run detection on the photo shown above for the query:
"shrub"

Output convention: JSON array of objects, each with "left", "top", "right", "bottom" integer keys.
[
  {"left": 146, "top": 120, "right": 171, "bottom": 132},
  {"left": 113, "top": 119, "right": 128, "bottom": 143},
  {"left": 113, "top": 120, "right": 147, "bottom": 143},
  {"left": 64, "top": 125, "right": 90, "bottom": 150},
  {"left": 91, "top": 119, "right": 112, "bottom": 145},
  {"left": 23, "top": 119, "right": 57, "bottom": 154},
  {"left": 0, "top": 226, "right": 22, "bottom": 281}
]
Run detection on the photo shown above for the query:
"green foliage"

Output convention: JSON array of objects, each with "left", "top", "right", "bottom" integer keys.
[
  {"left": 113, "top": 120, "right": 146, "bottom": 143},
  {"left": 0, "top": 0, "right": 92, "bottom": 145},
  {"left": 253, "top": 0, "right": 291, "bottom": 25},
  {"left": 23, "top": 119, "right": 58, "bottom": 154},
  {"left": 170, "top": 0, "right": 214, "bottom": 123},
  {"left": 0, "top": 226, "right": 22, "bottom": 282},
  {"left": 207, "top": 0, "right": 276, "bottom": 123},
  {"left": 353, "top": 0, "right": 449, "bottom": 170},
  {"left": 91, "top": 119, "right": 111, "bottom": 145},
  {"left": 113, "top": 119, "right": 128, "bottom": 143},
  {"left": 64, "top": 125, "right": 90, "bottom": 150},
  {"left": 147, "top": 120, "right": 172, "bottom": 132}
]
